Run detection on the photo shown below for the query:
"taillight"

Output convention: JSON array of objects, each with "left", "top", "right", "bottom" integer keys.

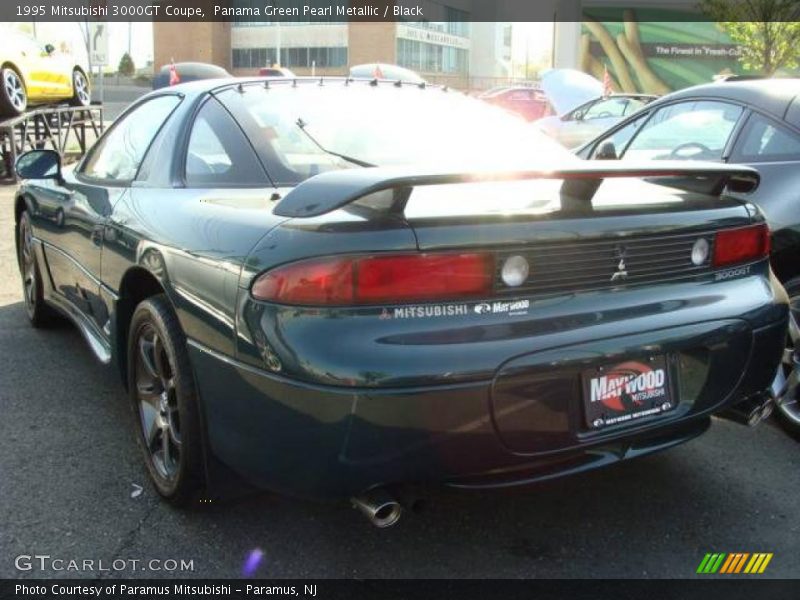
[
  {"left": 713, "top": 223, "right": 770, "bottom": 268},
  {"left": 252, "top": 253, "right": 493, "bottom": 306}
]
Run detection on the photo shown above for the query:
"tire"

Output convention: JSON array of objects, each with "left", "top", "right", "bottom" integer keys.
[
  {"left": 69, "top": 69, "right": 90, "bottom": 107},
  {"left": 774, "top": 277, "right": 800, "bottom": 438},
  {"left": 1, "top": 66, "right": 27, "bottom": 117},
  {"left": 128, "top": 295, "right": 204, "bottom": 505},
  {"left": 17, "top": 211, "right": 54, "bottom": 327}
]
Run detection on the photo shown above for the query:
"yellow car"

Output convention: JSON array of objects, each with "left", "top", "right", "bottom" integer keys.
[{"left": 1, "top": 28, "right": 90, "bottom": 117}]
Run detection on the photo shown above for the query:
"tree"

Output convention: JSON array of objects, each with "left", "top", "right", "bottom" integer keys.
[
  {"left": 118, "top": 53, "right": 136, "bottom": 77},
  {"left": 700, "top": 0, "right": 800, "bottom": 75}
]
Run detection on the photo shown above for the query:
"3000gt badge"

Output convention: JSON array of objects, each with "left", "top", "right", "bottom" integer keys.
[{"left": 582, "top": 358, "right": 674, "bottom": 428}]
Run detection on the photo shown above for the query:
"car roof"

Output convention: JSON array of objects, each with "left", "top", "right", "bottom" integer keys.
[
  {"left": 654, "top": 78, "right": 800, "bottom": 125},
  {"left": 161, "top": 76, "right": 443, "bottom": 98}
]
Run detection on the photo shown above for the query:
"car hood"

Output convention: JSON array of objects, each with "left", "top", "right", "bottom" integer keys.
[{"left": 540, "top": 69, "right": 604, "bottom": 116}]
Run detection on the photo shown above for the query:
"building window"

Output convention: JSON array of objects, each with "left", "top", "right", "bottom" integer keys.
[
  {"left": 233, "top": 47, "right": 347, "bottom": 68},
  {"left": 397, "top": 39, "right": 468, "bottom": 75}
]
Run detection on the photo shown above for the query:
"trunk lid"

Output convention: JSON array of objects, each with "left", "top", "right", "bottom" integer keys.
[{"left": 540, "top": 68, "right": 604, "bottom": 116}]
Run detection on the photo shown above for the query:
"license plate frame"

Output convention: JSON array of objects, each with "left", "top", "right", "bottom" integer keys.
[{"left": 582, "top": 356, "right": 675, "bottom": 430}]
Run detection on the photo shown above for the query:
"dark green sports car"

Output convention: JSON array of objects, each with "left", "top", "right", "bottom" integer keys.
[{"left": 13, "top": 77, "right": 788, "bottom": 527}]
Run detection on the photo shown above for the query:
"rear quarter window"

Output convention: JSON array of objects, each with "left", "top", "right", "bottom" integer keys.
[{"left": 730, "top": 113, "right": 800, "bottom": 162}]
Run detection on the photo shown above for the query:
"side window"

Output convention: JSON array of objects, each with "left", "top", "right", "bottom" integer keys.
[
  {"left": 81, "top": 95, "right": 181, "bottom": 182},
  {"left": 731, "top": 113, "right": 800, "bottom": 162},
  {"left": 185, "top": 99, "right": 269, "bottom": 187},
  {"left": 623, "top": 100, "right": 743, "bottom": 161},
  {"left": 590, "top": 113, "right": 649, "bottom": 159},
  {"left": 584, "top": 98, "right": 629, "bottom": 120}
]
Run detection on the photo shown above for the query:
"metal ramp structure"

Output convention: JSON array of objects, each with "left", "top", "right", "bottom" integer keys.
[{"left": 0, "top": 104, "right": 104, "bottom": 184}]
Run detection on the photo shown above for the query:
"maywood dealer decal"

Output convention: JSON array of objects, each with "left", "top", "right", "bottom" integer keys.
[
  {"left": 384, "top": 300, "right": 530, "bottom": 319},
  {"left": 587, "top": 360, "right": 671, "bottom": 426}
]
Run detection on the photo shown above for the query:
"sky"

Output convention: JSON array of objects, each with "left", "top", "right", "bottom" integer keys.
[{"left": 4, "top": 21, "right": 551, "bottom": 74}]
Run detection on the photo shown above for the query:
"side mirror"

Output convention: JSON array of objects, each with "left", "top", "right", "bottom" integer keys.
[
  {"left": 16, "top": 150, "right": 62, "bottom": 180},
  {"left": 44, "top": 44, "right": 55, "bottom": 55},
  {"left": 595, "top": 141, "right": 618, "bottom": 160}
]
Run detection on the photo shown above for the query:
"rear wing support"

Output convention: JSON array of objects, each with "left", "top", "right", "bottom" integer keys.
[{"left": 273, "top": 162, "right": 760, "bottom": 218}]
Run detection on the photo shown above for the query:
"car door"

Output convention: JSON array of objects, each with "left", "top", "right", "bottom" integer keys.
[
  {"left": 37, "top": 95, "right": 182, "bottom": 332},
  {"left": 12, "top": 32, "right": 50, "bottom": 98}
]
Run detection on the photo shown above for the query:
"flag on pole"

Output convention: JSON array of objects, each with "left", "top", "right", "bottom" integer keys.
[
  {"left": 602, "top": 65, "right": 613, "bottom": 96},
  {"left": 169, "top": 60, "right": 181, "bottom": 86}
]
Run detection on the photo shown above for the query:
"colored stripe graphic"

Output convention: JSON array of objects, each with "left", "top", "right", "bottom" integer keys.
[
  {"left": 701, "top": 552, "right": 773, "bottom": 574},
  {"left": 720, "top": 553, "right": 749, "bottom": 574},
  {"left": 697, "top": 553, "right": 727, "bottom": 573},
  {"left": 734, "top": 553, "right": 749, "bottom": 573},
  {"left": 719, "top": 554, "right": 736, "bottom": 574},
  {"left": 744, "top": 553, "right": 774, "bottom": 574}
]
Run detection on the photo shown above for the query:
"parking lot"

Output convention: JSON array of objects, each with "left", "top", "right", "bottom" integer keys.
[{"left": 0, "top": 184, "right": 798, "bottom": 579}]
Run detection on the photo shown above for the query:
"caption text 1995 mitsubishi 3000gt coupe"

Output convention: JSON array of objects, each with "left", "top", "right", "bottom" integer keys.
[{"left": 14, "top": 77, "right": 787, "bottom": 526}]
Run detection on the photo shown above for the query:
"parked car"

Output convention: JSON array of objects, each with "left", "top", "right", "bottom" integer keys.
[
  {"left": 349, "top": 63, "right": 425, "bottom": 84},
  {"left": 1, "top": 28, "right": 90, "bottom": 117},
  {"left": 152, "top": 62, "right": 231, "bottom": 90},
  {"left": 576, "top": 78, "right": 800, "bottom": 434},
  {"left": 481, "top": 86, "right": 552, "bottom": 121},
  {"left": 14, "top": 78, "right": 786, "bottom": 526},
  {"left": 535, "top": 69, "right": 656, "bottom": 148},
  {"left": 258, "top": 66, "right": 296, "bottom": 78}
]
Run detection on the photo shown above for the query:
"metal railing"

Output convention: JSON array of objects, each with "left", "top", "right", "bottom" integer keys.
[{"left": 1, "top": 104, "right": 104, "bottom": 184}]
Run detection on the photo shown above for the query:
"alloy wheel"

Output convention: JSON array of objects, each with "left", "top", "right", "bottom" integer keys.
[
  {"left": 73, "top": 71, "right": 90, "bottom": 105},
  {"left": 773, "top": 293, "right": 800, "bottom": 427},
  {"left": 134, "top": 324, "right": 182, "bottom": 481},
  {"left": 3, "top": 69, "right": 26, "bottom": 112}
]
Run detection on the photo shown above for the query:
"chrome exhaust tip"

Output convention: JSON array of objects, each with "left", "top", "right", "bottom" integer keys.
[
  {"left": 351, "top": 489, "right": 403, "bottom": 528},
  {"left": 718, "top": 393, "right": 772, "bottom": 427}
]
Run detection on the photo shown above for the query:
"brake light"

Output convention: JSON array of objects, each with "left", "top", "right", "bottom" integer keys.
[
  {"left": 713, "top": 224, "right": 770, "bottom": 268},
  {"left": 252, "top": 253, "right": 493, "bottom": 306}
]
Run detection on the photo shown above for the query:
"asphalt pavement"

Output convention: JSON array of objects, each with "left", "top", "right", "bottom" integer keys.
[{"left": 0, "top": 186, "right": 798, "bottom": 579}]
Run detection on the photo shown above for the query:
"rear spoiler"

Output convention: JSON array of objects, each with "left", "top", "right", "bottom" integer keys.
[{"left": 273, "top": 161, "right": 760, "bottom": 218}]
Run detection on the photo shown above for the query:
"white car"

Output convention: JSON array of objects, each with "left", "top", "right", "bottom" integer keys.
[{"left": 536, "top": 69, "right": 656, "bottom": 149}]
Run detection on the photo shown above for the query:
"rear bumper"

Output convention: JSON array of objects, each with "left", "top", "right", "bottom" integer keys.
[{"left": 189, "top": 313, "right": 786, "bottom": 499}]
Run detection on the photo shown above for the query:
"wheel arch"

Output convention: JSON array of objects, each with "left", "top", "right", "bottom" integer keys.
[
  {"left": 1, "top": 61, "right": 27, "bottom": 92},
  {"left": 114, "top": 266, "right": 170, "bottom": 389},
  {"left": 771, "top": 246, "right": 800, "bottom": 284},
  {"left": 1, "top": 61, "right": 24, "bottom": 77},
  {"left": 72, "top": 65, "right": 89, "bottom": 84},
  {"left": 14, "top": 193, "right": 35, "bottom": 258}
]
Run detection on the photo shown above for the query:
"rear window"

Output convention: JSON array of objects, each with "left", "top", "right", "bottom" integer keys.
[{"left": 215, "top": 82, "right": 574, "bottom": 185}]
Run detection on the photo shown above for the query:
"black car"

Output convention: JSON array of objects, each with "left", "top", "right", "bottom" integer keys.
[
  {"left": 577, "top": 78, "right": 800, "bottom": 434},
  {"left": 14, "top": 78, "right": 787, "bottom": 526}
]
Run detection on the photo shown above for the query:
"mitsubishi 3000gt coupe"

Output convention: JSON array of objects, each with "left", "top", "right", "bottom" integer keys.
[{"left": 14, "top": 78, "right": 787, "bottom": 527}]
